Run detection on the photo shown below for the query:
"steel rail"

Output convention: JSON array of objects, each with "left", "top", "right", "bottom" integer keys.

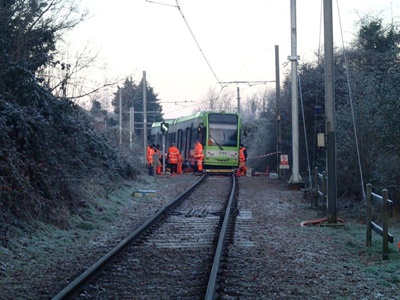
[
  {"left": 205, "top": 174, "right": 237, "bottom": 300},
  {"left": 52, "top": 174, "right": 206, "bottom": 300}
]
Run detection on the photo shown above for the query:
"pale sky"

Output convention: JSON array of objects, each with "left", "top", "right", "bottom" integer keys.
[{"left": 67, "top": 0, "right": 399, "bottom": 119}]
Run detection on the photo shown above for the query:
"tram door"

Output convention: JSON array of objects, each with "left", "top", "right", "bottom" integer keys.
[{"left": 197, "top": 124, "right": 206, "bottom": 145}]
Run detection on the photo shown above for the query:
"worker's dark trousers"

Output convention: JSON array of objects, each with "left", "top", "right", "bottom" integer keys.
[{"left": 149, "top": 165, "right": 154, "bottom": 176}]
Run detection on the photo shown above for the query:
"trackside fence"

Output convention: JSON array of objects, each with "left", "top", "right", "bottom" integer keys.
[
  {"left": 313, "top": 167, "right": 326, "bottom": 210},
  {"left": 366, "top": 183, "right": 394, "bottom": 260}
]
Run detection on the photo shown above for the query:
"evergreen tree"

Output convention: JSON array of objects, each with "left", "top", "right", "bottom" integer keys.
[
  {"left": 111, "top": 78, "right": 163, "bottom": 137},
  {"left": 281, "top": 15, "right": 400, "bottom": 195},
  {"left": 342, "top": 16, "right": 400, "bottom": 189}
]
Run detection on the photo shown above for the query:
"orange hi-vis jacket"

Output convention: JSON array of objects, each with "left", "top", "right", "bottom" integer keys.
[
  {"left": 147, "top": 147, "right": 155, "bottom": 165},
  {"left": 177, "top": 153, "right": 183, "bottom": 174},
  {"left": 239, "top": 146, "right": 247, "bottom": 167},
  {"left": 239, "top": 147, "right": 246, "bottom": 161},
  {"left": 194, "top": 142, "right": 204, "bottom": 159},
  {"left": 147, "top": 145, "right": 151, "bottom": 157},
  {"left": 168, "top": 145, "right": 180, "bottom": 164}
]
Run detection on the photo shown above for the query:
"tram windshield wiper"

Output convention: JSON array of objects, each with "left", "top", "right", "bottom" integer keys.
[{"left": 209, "top": 135, "right": 224, "bottom": 150}]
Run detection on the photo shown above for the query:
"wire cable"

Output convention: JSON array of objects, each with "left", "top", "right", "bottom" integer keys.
[
  {"left": 174, "top": 0, "right": 223, "bottom": 87},
  {"left": 298, "top": 71, "right": 312, "bottom": 189},
  {"left": 311, "top": 0, "right": 324, "bottom": 175},
  {"left": 335, "top": 0, "right": 366, "bottom": 202},
  {"left": 146, "top": 0, "right": 177, "bottom": 8}
]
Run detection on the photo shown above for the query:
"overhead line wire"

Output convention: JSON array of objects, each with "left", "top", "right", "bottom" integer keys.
[
  {"left": 145, "top": 0, "right": 177, "bottom": 8},
  {"left": 174, "top": 0, "right": 223, "bottom": 87}
]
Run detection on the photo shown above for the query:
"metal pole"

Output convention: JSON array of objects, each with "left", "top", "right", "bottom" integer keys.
[
  {"left": 119, "top": 87, "right": 122, "bottom": 145},
  {"left": 288, "top": 0, "right": 301, "bottom": 184},
  {"left": 275, "top": 45, "right": 282, "bottom": 176},
  {"left": 237, "top": 86, "right": 241, "bottom": 114},
  {"left": 382, "top": 189, "right": 389, "bottom": 260},
  {"left": 129, "top": 107, "right": 134, "bottom": 150},
  {"left": 132, "top": 105, "right": 135, "bottom": 135},
  {"left": 162, "top": 134, "right": 166, "bottom": 174},
  {"left": 143, "top": 71, "right": 147, "bottom": 167},
  {"left": 366, "top": 183, "right": 372, "bottom": 246},
  {"left": 324, "top": 0, "right": 337, "bottom": 223}
]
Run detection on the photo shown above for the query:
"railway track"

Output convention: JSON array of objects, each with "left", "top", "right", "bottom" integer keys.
[{"left": 53, "top": 174, "right": 238, "bottom": 299}]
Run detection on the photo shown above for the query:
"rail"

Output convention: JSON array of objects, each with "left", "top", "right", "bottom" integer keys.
[
  {"left": 366, "top": 183, "right": 394, "bottom": 260},
  {"left": 52, "top": 174, "right": 207, "bottom": 300},
  {"left": 205, "top": 174, "right": 238, "bottom": 300}
]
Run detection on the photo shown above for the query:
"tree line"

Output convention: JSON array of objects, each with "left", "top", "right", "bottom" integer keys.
[
  {"left": 101, "top": 14, "right": 400, "bottom": 200},
  {"left": 1, "top": 0, "right": 398, "bottom": 213},
  {"left": 238, "top": 15, "right": 400, "bottom": 199}
]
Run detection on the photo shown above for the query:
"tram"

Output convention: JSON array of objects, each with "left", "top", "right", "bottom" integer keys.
[{"left": 150, "top": 111, "right": 241, "bottom": 172}]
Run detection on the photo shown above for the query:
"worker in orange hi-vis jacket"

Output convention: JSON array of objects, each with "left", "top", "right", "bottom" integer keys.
[
  {"left": 177, "top": 152, "right": 183, "bottom": 174},
  {"left": 154, "top": 144, "right": 162, "bottom": 175},
  {"left": 239, "top": 143, "right": 248, "bottom": 176},
  {"left": 147, "top": 144, "right": 155, "bottom": 176},
  {"left": 194, "top": 140, "right": 204, "bottom": 172},
  {"left": 168, "top": 143, "right": 180, "bottom": 174}
]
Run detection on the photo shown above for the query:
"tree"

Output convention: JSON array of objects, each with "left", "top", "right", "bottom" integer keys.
[
  {"left": 281, "top": 15, "right": 400, "bottom": 197},
  {"left": 342, "top": 16, "right": 400, "bottom": 190},
  {"left": 195, "top": 87, "right": 236, "bottom": 113},
  {"left": 110, "top": 78, "right": 163, "bottom": 137},
  {"left": 0, "top": 0, "right": 88, "bottom": 104},
  {"left": 90, "top": 99, "right": 107, "bottom": 120}
]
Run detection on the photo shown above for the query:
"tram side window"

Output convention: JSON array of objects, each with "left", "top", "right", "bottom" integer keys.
[
  {"left": 190, "top": 128, "right": 197, "bottom": 149},
  {"left": 170, "top": 132, "right": 176, "bottom": 146},
  {"left": 178, "top": 130, "right": 185, "bottom": 154},
  {"left": 181, "top": 130, "right": 187, "bottom": 157}
]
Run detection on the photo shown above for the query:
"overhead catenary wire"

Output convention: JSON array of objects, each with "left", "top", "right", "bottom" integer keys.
[
  {"left": 174, "top": 0, "right": 223, "bottom": 87},
  {"left": 145, "top": 0, "right": 177, "bottom": 8},
  {"left": 146, "top": 0, "right": 224, "bottom": 103},
  {"left": 147, "top": 1, "right": 278, "bottom": 112}
]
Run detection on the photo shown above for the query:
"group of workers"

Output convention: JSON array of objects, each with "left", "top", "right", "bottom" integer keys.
[
  {"left": 146, "top": 140, "right": 204, "bottom": 176},
  {"left": 146, "top": 141, "right": 248, "bottom": 176}
]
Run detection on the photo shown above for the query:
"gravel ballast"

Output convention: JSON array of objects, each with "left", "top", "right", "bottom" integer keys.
[{"left": 1, "top": 174, "right": 399, "bottom": 300}]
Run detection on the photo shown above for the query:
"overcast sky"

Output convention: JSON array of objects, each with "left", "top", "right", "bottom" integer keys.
[{"left": 68, "top": 0, "right": 399, "bottom": 118}]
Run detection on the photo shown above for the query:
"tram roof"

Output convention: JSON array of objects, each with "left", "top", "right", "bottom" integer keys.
[{"left": 151, "top": 111, "right": 238, "bottom": 127}]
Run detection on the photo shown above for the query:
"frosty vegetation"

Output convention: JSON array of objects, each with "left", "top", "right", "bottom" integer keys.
[
  {"left": 0, "top": 0, "right": 399, "bottom": 242},
  {"left": 242, "top": 16, "right": 400, "bottom": 202}
]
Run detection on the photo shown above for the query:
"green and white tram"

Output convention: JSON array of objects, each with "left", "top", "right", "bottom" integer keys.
[{"left": 150, "top": 111, "right": 241, "bottom": 171}]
